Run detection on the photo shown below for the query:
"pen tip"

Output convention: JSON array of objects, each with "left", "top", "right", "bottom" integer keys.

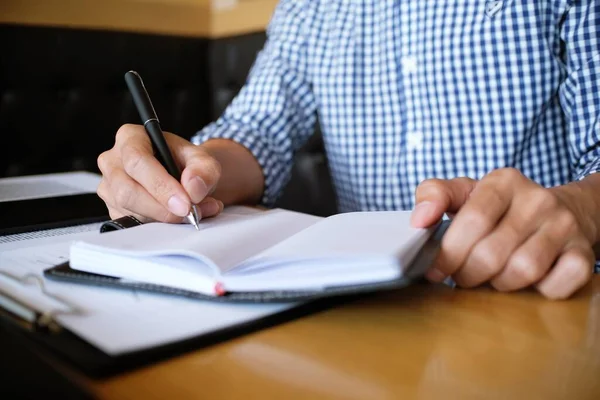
[{"left": 188, "top": 205, "right": 201, "bottom": 230}]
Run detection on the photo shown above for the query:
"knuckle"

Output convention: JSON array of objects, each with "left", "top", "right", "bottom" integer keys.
[
  {"left": 555, "top": 209, "right": 578, "bottom": 236},
  {"left": 417, "top": 179, "right": 444, "bottom": 194},
  {"left": 563, "top": 251, "right": 593, "bottom": 284},
  {"left": 96, "top": 180, "right": 108, "bottom": 202},
  {"left": 461, "top": 208, "right": 490, "bottom": 230},
  {"left": 536, "top": 191, "right": 560, "bottom": 212},
  {"left": 485, "top": 186, "right": 505, "bottom": 205},
  {"left": 115, "top": 124, "right": 137, "bottom": 142},
  {"left": 97, "top": 151, "right": 109, "bottom": 173},
  {"left": 507, "top": 253, "right": 544, "bottom": 285},
  {"left": 122, "top": 147, "right": 148, "bottom": 177},
  {"left": 492, "top": 167, "right": 522, "bottom": 181},
  {"left": 454, "top": 177, "right": 476, "bottom": 186},
  {"left": 114, "top": 184, "right": 135, "bottom": 209},
  {"left": 470, "top": 244, "right": 503, "bottom": 277}
]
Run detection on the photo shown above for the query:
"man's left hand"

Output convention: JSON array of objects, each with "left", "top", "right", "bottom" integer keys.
[{"left": 411, "top": 168, "right": 596, "bottom": 299}]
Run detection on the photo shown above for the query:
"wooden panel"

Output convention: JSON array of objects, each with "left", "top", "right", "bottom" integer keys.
[
  {"left": 211, "top": 0, "right": 279, "bottom": 37},
  {"left": 83, "top": 277, "right": 600, "bottom": 399},
  {"left": 0, "top": 0, "right": 278, "bottom": 38}
]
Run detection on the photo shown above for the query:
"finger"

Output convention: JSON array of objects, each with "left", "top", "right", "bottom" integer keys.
[
  {"left": 178, "top": 145, "right": 222, "bottom": 204},
  {"left": 116, "top": 196, "right": 223, "bottom": 224},
  {"left": 119, "top": 138, "right": 192, "bottom": 217},
  {"left": 197, "top": 197, "right": 224, "bottom": 219},
  {"left": 97, "top": 150, "right": 113, "bottom": 178},
  {"left": 99, "top": 178, "right": 147, "bottom": 222},
  {"left": 489, "top": 208, "right": 581, "bottom": 291},
  {"left": 452, "top": 189, "right": 551, "bottom": 288},
  {"left": 489, "top": 230, "right": 562, "bottom": 292},
  {"left": 411, "top": 177, "right": 477, "bottom": 228},
  {"left": 106, "top": 203, "right": 161, "bottom": 224},
  {"left": 106, "top": 168, "right": 184, "bottom": 224},
  {"left": 426, "top": 179, "right": 512, "bottom": 282},
  {"left": 105, "top": 205, "right": 148, "bottom": 223},
  {"left": 453, "top": 214, "right": 525, "bottom": 288},
  {"left": 96, "top": 178, "right": 111, "bottom": 210},
  {"left": 106, "top": 205, "right": 126, "bottom": 221},
  {"left": 535, "top": 245, "right": 594, "bottom": 300}
]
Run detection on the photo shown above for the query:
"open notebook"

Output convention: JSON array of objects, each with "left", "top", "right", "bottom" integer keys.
[{"left": 66, "top": 207, "right": 436, "bottom": 298}]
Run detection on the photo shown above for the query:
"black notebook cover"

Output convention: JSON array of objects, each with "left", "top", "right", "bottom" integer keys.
[{"left": 16, "top": 216, "right": 449, "bottom": 377}]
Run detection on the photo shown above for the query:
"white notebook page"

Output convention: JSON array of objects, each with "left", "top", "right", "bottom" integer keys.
[
  {"left": 240, "top": 211, "right": 432, "bottom": 271},
  {"left": 220, "top": 211, "right": 433, "bottom": 291},
  {"left": 0, "top": 209, "right": 302, "bottom": 355},
  {"left": 71, "top": 207, "right": 322, "bottom": 275}
]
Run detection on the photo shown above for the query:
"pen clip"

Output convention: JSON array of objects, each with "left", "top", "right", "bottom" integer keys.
[{"left": 125, "top": 70, "right": 160, "bottom": 125}]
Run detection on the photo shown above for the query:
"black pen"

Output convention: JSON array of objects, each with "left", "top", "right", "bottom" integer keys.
[{"left": 124, "top": 70, "right": 200, "bottom": 230}]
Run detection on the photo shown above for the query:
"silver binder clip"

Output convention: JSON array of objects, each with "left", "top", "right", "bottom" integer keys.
[{"left": 0, "top": 270, "right": 81, "bottom": 333}]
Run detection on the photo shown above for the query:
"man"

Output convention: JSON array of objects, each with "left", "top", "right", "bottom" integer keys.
[{"left": 96, "top": 1, "right": 600, "bottom": 299}]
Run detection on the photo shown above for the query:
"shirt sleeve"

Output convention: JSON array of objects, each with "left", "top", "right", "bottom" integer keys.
[
  {"left": 191, "top": 0, "right": 318, "bottom": 206},
  {"left": 558, "top": 1, "right": 600, "bottom": 180}
]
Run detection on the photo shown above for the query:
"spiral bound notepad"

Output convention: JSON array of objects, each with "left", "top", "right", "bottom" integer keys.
[{"left": 0, "top": 223, "right": 103, "bottom": 245}]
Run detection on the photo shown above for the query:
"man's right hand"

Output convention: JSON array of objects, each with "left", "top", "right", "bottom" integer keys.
[{"left": 97, "top": 124, "right": 223, "bottom": 223}]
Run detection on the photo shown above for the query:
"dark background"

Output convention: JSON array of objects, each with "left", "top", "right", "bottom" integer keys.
[{"left": 0, "top": 24, "right": 337, "bottom": 216}]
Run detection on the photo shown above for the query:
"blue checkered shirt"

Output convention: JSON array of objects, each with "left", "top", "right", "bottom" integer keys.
[{"left": 193, "top": 0, "right": 600, "bottom": 214}]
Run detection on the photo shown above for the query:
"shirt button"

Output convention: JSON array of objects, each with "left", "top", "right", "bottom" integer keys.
[
  {"left": 402, "top": 56, "right": 418, "bottom": 74},
  {"left": 407, "top": 131, "right": 423, "bottom": 150}
]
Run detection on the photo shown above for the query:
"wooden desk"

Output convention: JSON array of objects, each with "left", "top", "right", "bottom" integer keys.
[
  {"left": 0, "top": 0, "right": 278, "bottom": 38},
  {"left": 65, "top": 277, "right": 600, "bottom": 399}
]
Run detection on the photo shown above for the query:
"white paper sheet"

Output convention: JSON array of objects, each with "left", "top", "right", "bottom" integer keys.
[
  {"left": 245, "top": 211, "right": 432, "bottom": 268},
  {"left": 0, "top": 218, "right": 298, "bottom": 355},
  {"left": 70, "top": 207, "right": 322, "bottom": 279}
]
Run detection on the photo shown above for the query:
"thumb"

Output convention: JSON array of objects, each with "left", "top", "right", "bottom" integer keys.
[
  {"left": 179, "top": 146, "right": 222, "bottom": 205},
  {"left": 410, "top": 177, "right": 477, "bottom": 228},
  {"left": 168, "top": 134, "right": 222, "bottom": 205}
]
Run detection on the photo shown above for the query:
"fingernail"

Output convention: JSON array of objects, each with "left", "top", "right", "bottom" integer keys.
[
  {"left": 199, "top": 200, "right": 220, "bottom": 217},
  {"left": 167, "top": 195, "right": 190, "bottom": 217},
  {"left": 186, "top": 176, "right": 209, "bottom": 204},
  {"left": 411, "top": 201, "right": 436, "bottom": 227},
  {"left": 426, "top": 268, "right": 446, "bottom": 283}
]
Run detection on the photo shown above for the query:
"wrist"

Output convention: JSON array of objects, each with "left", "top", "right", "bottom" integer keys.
[{"left": 550, "top": 177, "right": 600, "bottom": 245}]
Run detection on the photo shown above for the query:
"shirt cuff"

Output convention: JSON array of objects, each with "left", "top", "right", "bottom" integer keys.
[
  {"left": 575, "top": 157, "right": 600, "bottom": 181},
  {"left": 192, "top": 121, "right": 290, "bottom": 207}
]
